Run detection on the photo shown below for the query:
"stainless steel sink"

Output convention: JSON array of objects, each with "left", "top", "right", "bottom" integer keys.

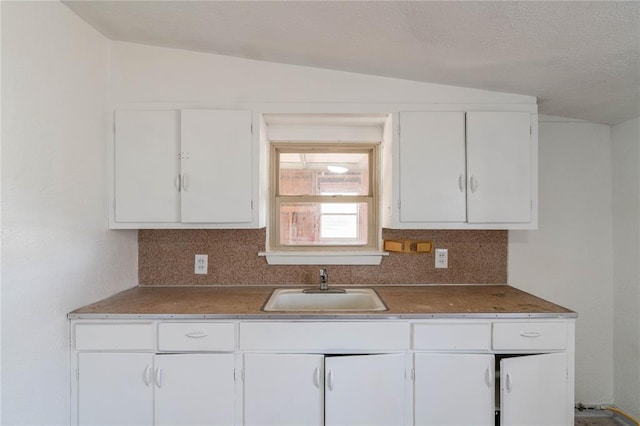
[{"left": 262, "top": 288, "right": 387, "bottom": 312}]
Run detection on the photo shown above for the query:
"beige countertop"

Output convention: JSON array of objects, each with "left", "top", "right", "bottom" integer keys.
[{"left": 68, "top": 285, "right": 576, "bottom": 319}]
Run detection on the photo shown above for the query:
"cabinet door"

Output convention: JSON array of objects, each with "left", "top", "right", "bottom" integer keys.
[
  {"left": 466, "top": 112, "right": 532, "bottom": 223},
  {"left": 414, "top": 353, "right": 494, "bottom": 426},
  {"left": 78, "top": 352, "right": 153, "bottom": 426},
  {"left": 500, "top": 353, "right": 568, "bottom": 426},
  {"left": 399, "top": 112, "right": 466, "bottom": 222},
  {"left": 114, "top": 110, "right": 180, "bottom": 223},
  {"left": 325, "top": 354, "right": 406, "bottom": 426},
  {"left": 181, "top": 110, "right": 253, "bottom": 223},
  {"left": 154, "top": 354, "right": 235, "bottom": 426},
  {"left": 244, "top": 353, "right": 323, "bottom": 426}
]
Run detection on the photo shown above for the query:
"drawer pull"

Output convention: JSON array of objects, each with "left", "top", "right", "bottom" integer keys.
[
  {"left": 185, "top": 331, "right": 208, "bottom": 338},
  {"left": 505, "top": 372, "right": 513, "bottom": 393},
  {"left": 519, "top": 331, "right": 542, "bottom": 338}
]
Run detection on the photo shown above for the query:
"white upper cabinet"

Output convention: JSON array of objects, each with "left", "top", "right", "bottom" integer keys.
[
  {"left": 398, "top": 112, "right": 467, "bottom": 223},
  {"left": 466, "top": 112, "right": 532, "bottom": 224},
  {"left": 180, "top": 110, "right": 253, "bottom": 223},
  {"left": 393, "top": 111, "right": 537, "bottom": 229},
  {"left": 111, "top": 109, "right": 257, "bottom": 228},
  {"left": 114, "top": 110, "right": 181, "bottom": 223}
]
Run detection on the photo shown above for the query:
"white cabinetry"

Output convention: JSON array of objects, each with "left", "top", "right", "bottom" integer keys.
[
  {"left": 394, "top": 111, "right": 536, "bottom": 229},
  {"left": 71, "top": 318, "right": 573, "bottom": 426},
  {"left": 243, "top": 353, "right": 406, "bottom": 426},
  {"left": 111, "top": 109, "right": 255, "bottom": 228},
  {"left": 243, "top": 353, "right": 324, "bottom": 426},
  {"left": 73, "top": 322, "right": 237, "bottom": 426},
  {"left": 78, "top": 352, "right": 154, "bottom": 426},
  {"left": 412, "top": 321, "right": 572, "bottom": 426}
]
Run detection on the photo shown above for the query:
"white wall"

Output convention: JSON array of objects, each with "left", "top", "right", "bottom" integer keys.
[
  {"left": 109, "top": 41, "right": 535, "bottom": 107},
  {"left": 509, "top": 116, "right": 614, "bottom": 405},
  {"left": 1, "top": 2, "right": 137, "bottom": 424},
  {"left": 611, "top": 117, "right": 640, "bottom": 419}
]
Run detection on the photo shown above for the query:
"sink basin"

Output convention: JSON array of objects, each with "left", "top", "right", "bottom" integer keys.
[{"left": 262, "top": 288, "right": 387, "bottom": 312}]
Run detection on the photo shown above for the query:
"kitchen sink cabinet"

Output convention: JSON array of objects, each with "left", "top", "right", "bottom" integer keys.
[
  {"left": 393, "top": 111, "right": 536, "bottom": 229},
  {"left": 111, "top": 109, "right": 256, "bottom": 228},
  {"left": 243, "top": 353, "right": 406, "bottom": 426},
  {"left": 70, "top": 318, "right": 574, "bottom": 426}
]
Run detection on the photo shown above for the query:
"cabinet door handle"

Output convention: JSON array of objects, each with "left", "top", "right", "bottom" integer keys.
[
  {"left": 313, "top": 366, "right": 321, "bottom": 388},
  {"left": 470, "top": 175, "right": 478, "bottom": 193},
  {"left": 143, "top": 364, "right": 152, "bottom": 387},
  {"left": 327, "top": 369, "right": 334, "bottom": 391},
  {"left": 505, "top": 372, "right": 512, "bottom": 393},
  {"left": 185, "top": 331, "right": 208, "bottom": 338},
  {"left": 182, "top": 174, "right": 189, "bottom": 192},
  {"left": 175, "top": 174, "right": 181, "bottom": 192},
  {"left": 520, "top": 331, "right": 542, "bottom": 338},
  {"left": 155, "top": 367, "right": 163, "bottom": 388},
  {"left": 458, "top": 174, "right": 465, "bottom": 193},
  {"left": 485, "top": 366, "right": 493, "bottom": 388}
]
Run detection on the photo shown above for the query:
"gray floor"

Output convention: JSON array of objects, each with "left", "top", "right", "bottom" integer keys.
[{"left": 575, "top": 409, "right": 635, "bottom": 426}]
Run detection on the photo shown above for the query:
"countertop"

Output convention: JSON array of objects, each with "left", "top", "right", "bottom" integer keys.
[{"left": 68, "top": 285, "right": 577, "bottom": 319}]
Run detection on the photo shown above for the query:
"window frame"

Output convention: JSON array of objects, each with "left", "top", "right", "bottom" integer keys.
[{"left": 269, "top": 142, "right": 380, "bottom": 252}]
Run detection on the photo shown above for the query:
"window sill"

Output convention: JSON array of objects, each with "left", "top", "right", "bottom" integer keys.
[{"left": 258, "top": 251, "right": 388, "bottom": 265}]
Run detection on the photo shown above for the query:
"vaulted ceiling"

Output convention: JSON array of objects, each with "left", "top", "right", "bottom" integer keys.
[{"left": 64, "top": 1, "right": 640, "bottom": 125}]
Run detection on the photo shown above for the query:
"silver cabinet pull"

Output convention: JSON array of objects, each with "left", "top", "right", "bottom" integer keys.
[
  {"left": 313, "top": 367, "right": 321, "bottom": 388},
  {"left": 458, "top": 174, "right": 465, "bottom": 192},
  {"left": 143, "top": 365, "right": 152, "bottom": 387},
  {"left": 485, "top": 366, "right": 493, "bottom": 388},
  {"left": 185, "top": 331, "right": 208, "bottom": 338},
  {"left": 470, "top": 175, "right": 478, "bottom": 193},
  {"left": 155, "top": 367, "right": 163, "bottom": 388},
  {"left": 175, "top": 174, "right": 181, "bottom": 192},
  {"left": 520, "top": 331, "right": 542, "bottom": 338},
  {"left": 327, "top": 369, "right": 334, "bottom": 391}
]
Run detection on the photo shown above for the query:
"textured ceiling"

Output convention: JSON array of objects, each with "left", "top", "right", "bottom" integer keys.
[{"left": 63, "top": 1, "right": 640, "bottom": 125}]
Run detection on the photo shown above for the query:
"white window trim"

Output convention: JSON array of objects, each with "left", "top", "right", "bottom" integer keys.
[{"left": 264, "top": 141, "right": 384, "bottom": 265}]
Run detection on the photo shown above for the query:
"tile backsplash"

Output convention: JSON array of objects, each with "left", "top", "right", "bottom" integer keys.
[{"left": 138, "top": 229, "right": 507, "bottom": 285}]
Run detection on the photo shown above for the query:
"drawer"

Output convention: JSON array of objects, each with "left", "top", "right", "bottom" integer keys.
[
  {"left": 158, "top": 322, "right": 235, "bottom": 351},
  {"left": 75, "top": 323, "right": 154, "bottom": 350},
  {"left": 413, "top": 323, "right": 490, "bottom": 350},
  {"left": 492, "top": 322, "right": 567, "bottom": 351},
  {"left": 240, "top": 322, "right": 410, "bottom": 351}
]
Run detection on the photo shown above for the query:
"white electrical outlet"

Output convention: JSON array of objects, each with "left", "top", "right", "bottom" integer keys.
[
  {"left": 435, "top": 248, "right": 448, "bottom": 268},
  {"left": 195, "top": 254, "right": 208, "bottom": 274}
]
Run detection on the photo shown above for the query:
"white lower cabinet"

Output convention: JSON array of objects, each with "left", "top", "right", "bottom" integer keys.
[
  {"left": 154, "top": 354, "right": 235, "bottom": 426},
  {"left": 72, "top": 319, "right": 574, "bottom": 426},
  {"left": 414, "top": 352, "right": 569, "bottom": 426},
  {"left": 414, "top": 353, "right": 495, "bottom": 426},
  {"left": 78, "top": 352, "right": 154, "bottom": 426},
  {"left": 77, "top": 352, "right": 235, "bottom": 426},
  {"left": 243, "top": 353, "right": 406, "bottom": 426}
]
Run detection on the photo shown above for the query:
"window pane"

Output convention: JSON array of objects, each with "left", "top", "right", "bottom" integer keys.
[
  {"left": 279, "top": 202, "right": 368, "bottom": 246},
  {"left": 279, "top": 152, "right": 369, "bottom": 196}
]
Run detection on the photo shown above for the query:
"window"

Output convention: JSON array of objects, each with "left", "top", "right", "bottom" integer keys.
[{"left": 270, "top": 143, "right": 379, "bottom": 251}]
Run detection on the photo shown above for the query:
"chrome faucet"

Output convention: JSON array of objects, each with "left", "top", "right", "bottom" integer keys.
[
  {"left": 319, "top": 268, "right": 328, "bottom": 290},
  {"left": 303, "top": 268, "right": 346, "bottom": 293}
]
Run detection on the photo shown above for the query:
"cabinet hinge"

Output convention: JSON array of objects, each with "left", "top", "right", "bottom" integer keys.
[
  {"left": 251, "top": 122, "right": 253, "bottom": 134},
  {"left": 251, "top": 200, "right": 254, "bottom": 210},
  {"left": 397, "top": 199, "right": 401, "bottom": 210},
  {"left": 530, "top": 124, "right": 532, "bottom": 135},
  {"left": 234, "top": 368, "right": 244, "bottom": 381},
  {"left": 113, "top": 199, "right": 116, "bottom": 212},
  {"left": 76, "top": 368, "right": 79, "bottom": 380}
]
